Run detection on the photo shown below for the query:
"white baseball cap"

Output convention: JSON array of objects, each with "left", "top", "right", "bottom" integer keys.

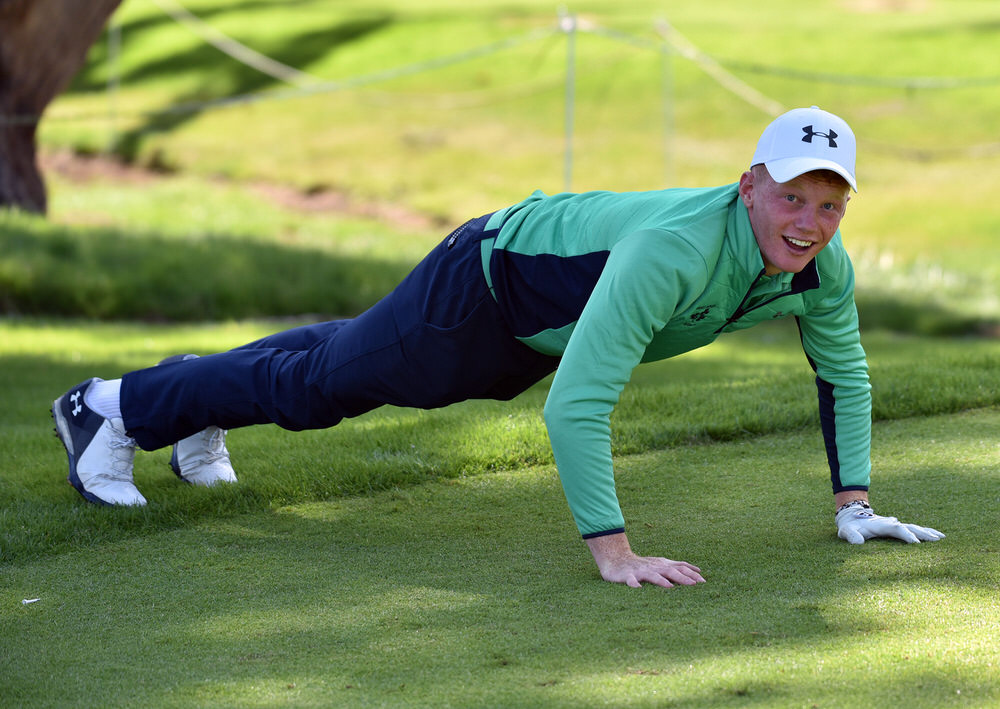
[{"left": 750, "top": 106, "right": 857, "bottom": 192}]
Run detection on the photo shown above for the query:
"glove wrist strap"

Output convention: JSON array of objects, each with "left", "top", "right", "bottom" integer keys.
[{"left": 835, "top": 499, "right": 871, "bottom": 516}]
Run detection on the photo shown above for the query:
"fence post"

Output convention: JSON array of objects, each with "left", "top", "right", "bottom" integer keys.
[
  {"left": 658, "top": 21, "right": 673, "bottom": 188},
  {"left": 559, "top": 8, "right": 576, "bottom": 192}
]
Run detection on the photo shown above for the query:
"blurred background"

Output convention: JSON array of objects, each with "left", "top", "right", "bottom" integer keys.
[{"left": 4, "top": 0, "right": 999, "bottom": 332}]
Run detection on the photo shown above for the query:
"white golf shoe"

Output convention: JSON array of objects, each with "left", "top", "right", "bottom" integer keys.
[
  {"left": 52, "top": 378, "right": 146, "bottom": 506},
  {"left": 157, "top": 354, "right": 238, "bottom": 487},
  {"left": 170, "top": 426, "right": 237, "bottom": 486}
]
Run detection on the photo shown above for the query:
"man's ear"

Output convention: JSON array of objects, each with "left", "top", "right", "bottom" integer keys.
[{"left": 738, "top": 170, "right": 754, "bottom": 207}]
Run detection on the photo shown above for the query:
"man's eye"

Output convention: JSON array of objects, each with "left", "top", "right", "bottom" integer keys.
[{"left": 784, "top": 194, "right": 796, "bottom": 202}]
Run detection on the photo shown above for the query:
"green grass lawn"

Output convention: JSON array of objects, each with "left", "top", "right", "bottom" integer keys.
[
  {"left": 1, "top": 318, "right": 997, "bottom": 706},
  {"left": 2, "top": 401, "right": 997, "bottom": 707},
  {"left": 2, "top": 1, "right": 999, "bottom": 705}
]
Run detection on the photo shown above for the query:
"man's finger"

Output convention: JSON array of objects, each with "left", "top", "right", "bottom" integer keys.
[
  {"left": 650, "top": 574, "right": 676, "bottom": 589},
  {"left": 887, "top": 523, "right": 921, "bottom": 543},
  {"left": 632, "top": 574, "right": 671, "bottom": 589},
  {"left": 654, "top": 561, "right": 706, "bottom": 585},
  {"left": 904, "top": 523, "right": 945, "bottom": 542},
  {"left": 839, "top": 526, "right": 866, "bottom": 544},
  {"left": 625, "top": 567, "right": 705, "bottom": 588},
  {"left": 672, "top": 561, "right": 703, "bottom": 574},
  {"left": 668, "top": 567, "right": 705, "bottom": 585}
]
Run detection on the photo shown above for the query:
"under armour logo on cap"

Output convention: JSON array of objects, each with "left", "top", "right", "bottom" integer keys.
[
  {"left": 801, "top": 125, "right": 838, "bottom": 148},
  {"left": 749, "top": 106, "right": 858, "bottom": 192}
]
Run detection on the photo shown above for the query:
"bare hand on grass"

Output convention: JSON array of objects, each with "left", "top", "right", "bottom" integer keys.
[{"left": 586, "top": 532, "right": 706, "bottom": 588}]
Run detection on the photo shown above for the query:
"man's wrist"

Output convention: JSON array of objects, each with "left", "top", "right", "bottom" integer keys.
[
  {"left": 833, "top": 490, "right": 869, "bottom": 512},
  {"left": 586, "top": 531, "right": 633, "bottom": 568}
]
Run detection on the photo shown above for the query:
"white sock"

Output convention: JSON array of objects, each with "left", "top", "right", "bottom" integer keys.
[{"left": 84, "top": 379, "right": 123, "bottom": 420}]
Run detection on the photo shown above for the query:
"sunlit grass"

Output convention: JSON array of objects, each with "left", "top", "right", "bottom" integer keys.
[{"left": 2, "top": 408, "right": 997, "bottom": 707}]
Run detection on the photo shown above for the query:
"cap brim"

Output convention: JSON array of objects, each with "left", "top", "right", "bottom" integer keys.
[{"left": 764, "top": 157, "right": 858, "bottom": 192}]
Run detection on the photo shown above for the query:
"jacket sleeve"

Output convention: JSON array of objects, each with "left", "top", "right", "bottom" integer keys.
[
  {"left": 796, "top": 248, "right": 872, "bottom": 493},
  {"left": 543, "top": 230, "right": 707, "bottom": 537}
]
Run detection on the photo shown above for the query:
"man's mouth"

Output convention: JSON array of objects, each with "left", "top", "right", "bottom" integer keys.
[{"left": 783, "top": 236, "right": 813, "bottom": 250}]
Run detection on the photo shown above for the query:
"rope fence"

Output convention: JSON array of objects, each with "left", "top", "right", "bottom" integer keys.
[
  {"left": 9, "top": 24, "right": 559, "bottom": 124},
  {"left": 149, "top": 0, "right": 322, "bottom": 87},
  {"left": 3, "top": 0, "right": 999, "bottom": 186}
]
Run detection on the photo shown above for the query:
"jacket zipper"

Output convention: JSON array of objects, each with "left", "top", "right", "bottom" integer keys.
[{"left": 713, "top": 267, "right": 796, "bottom": 334}]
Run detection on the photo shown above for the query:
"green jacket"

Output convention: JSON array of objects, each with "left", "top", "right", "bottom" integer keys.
[{"left": 484, "top": 183, "right": 871, "bottom": 537}]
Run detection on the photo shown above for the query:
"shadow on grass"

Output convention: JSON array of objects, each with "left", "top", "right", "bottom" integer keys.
[
  {"left": 71, "top": 3, "right": 393, "bottom": 92},
  {"left": 68, "top": 5, "right": 395, "bottom": 167},
  {"left": 857, "top": 291, "right": 998, "bottom": 337}
]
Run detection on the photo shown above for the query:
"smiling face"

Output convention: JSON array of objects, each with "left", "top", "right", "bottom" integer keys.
[{"left": 739, "top": 166, "right": 850, "bottom": 275}]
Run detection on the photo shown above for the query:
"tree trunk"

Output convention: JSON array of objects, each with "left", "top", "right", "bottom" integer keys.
[{"left": 0, "top": 0, "right": 121, "bottom": 213}]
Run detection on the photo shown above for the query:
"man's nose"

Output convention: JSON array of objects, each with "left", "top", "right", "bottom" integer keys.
[{"left": 795, "top": 208, "right": 819, "bottom": 233}]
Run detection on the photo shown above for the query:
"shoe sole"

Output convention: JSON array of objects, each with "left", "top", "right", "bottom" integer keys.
[{"left": 52, "top": 397, "right": 111, "bottom": 506}]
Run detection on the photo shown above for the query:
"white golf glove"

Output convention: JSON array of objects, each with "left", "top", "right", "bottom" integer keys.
[{"left": 835, "top": 500, "right": 945, "bottom": 544}]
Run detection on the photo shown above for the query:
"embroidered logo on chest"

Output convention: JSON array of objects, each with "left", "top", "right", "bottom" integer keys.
[{"left": 688, "top": 305, "right": 715, "bottom": 324}]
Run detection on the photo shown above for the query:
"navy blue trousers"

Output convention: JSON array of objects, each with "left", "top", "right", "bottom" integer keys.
[{"left": 121, "top": 214, "right": 560, "bottom": 451}]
